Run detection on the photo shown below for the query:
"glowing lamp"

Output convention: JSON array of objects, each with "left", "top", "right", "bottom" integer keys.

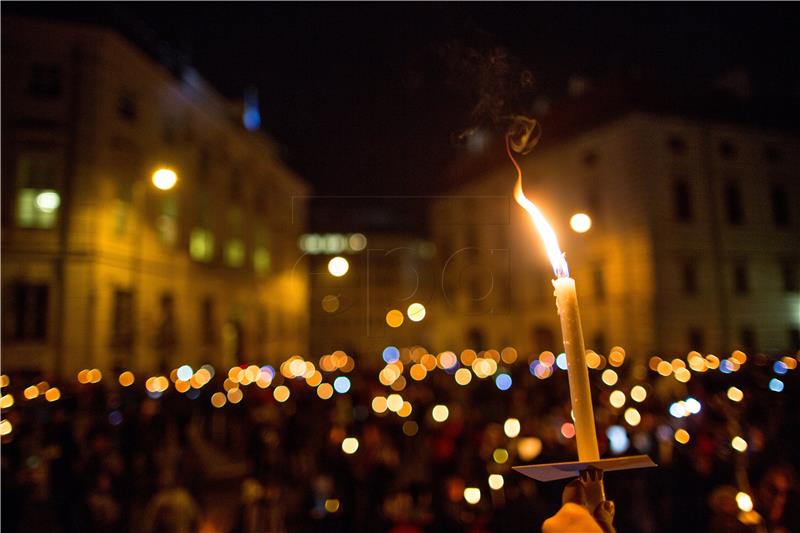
[{"left": 151, "top": 168, "right": 178, "bottom": 190}]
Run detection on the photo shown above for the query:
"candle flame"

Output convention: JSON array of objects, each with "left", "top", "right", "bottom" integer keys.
[{"left": 508, "top": 138, "right": 569, "bottom": 278}]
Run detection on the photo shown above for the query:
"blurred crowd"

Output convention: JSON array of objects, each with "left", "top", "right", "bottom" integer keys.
[{"left": 1, "top": 350, "right": 798, "bottom": 533}]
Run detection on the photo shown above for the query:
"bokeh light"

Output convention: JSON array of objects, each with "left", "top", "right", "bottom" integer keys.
[
  {"left": 432, "top": 404, "right": 449, "bottom": 422},
  {"left": 386, "top": 309, "right": 404, "bottom": 328},
  {"left": 736, "top": 492, "right": 753, "bottom": 512},
  {"left": 328, "top": 256, "right": 349, "bottom": 277},
  {"left": 503, "top": 418, "right": 521, "bottom": 438},
  {"left": 463, "top": 487, "right": 481, "bottom": 505},
  {"left": 342, "top": 437, "right": 359, "bottom": 454},
  {"left": 570, "top": 213, "right": 592, "bottom": 233},
  {"left": 407, "top": 302, "right": 426, "bottom": 322}
]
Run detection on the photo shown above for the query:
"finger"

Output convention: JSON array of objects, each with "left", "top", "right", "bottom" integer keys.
[
  {"left": 562, "top": 478, "right": 585, "bottom": 506},
  {"left": 593, "top": 500, "right": 616, "bottom": 533}
]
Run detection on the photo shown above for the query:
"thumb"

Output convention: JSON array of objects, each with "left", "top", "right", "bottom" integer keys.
[{"left": 593, "top": 500, "right": 616, "bottom": 533}]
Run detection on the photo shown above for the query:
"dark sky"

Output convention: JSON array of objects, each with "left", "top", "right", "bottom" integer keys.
[{"left": 6, "top": 3, "right": 800, "bottom": 227}]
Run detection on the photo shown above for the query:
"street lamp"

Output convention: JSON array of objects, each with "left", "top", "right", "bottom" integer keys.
[
  {"left": 570, "top": 213, "right": 592, "bottom": 233},
  {"left": 151, "top": 168, "right": 178, "bottom": 191}
]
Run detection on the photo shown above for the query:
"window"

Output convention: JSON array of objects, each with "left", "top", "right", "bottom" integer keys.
[
  {"left": 781, "top": 261, "right": 799, "bottom": 292},
  {"left": 740, "top": 327, "right": 757, "bottom": 353},
  {"left": 593, "top": 266, "right": 606, "bottom": 302},
  {"left": 162, "top": 119, "right": 178, "bottom": 145},
  {"left": 682, "top": 262, "right": 698, "bottom": 294},
  {"left": 155, "top": 292, "right": 177, "bottom": 353},
  {"left": 15, "top": 152, "right": 60, "bottom": 229},
  {"left": 592, "top": 332, "right": 606, "bottom": 354},
  {"left": 224, "top": 207, "right": 244, "bottom": 268},
  {"left": 771, "top": 185, "right": 790, "bottom": 226},
  {"left": 225, "top": 239, "right": 245, "bottom": 267},
  {"left": 763, "top": 145, "right": 783, "bottom": 163},
  {"left": 532, "top": 325, "right": 555, "bottom": 352},
  {"left": 157, "top": 196, "right": 179, "bottom": 247},
  {"left": 253, "top": 225, "right": 271, "bottom": 275},
  {"left": 673, "top": 178, "right": 693, "bottom": 222},
  {"left": 582, "top": 151, "right": 598, "bottom": 167},
  {"left": 587, "top": 190, "right": 602, "bottom": 223},
  {"left": 3, "top": 282, "right": 48, "bottom": 341},
  {"left": 201, "top": 297, "right": 216, "bottom": 346},
  {"left": 117, "top": 92, "right": 138, "bottom": 122},
  {"left": 190, "top": 228, "right": 214, "bottom": 262},
  {"left": 724, "top": 182, "right": 744, "bottom": 225},
  {"left": 111, "top": 289, "right": 134, "bottom": 351},
  {"left": 688, "top": 328, "right": 705, "bottom": 352},
  {"left": 733, "top": 263, "right": 749, "bottom": 294},
  {"left": 719, "top": 140, "right": 737, "bottom": 159},
  {"left": 467, "top": 327, "right": 486, "bottom": 351},
  {"left": 28, "top": 63, "right": 61, "bottom": 98},
  {"left": 668, "top": 135, "right": 686, "bottom": 155}
]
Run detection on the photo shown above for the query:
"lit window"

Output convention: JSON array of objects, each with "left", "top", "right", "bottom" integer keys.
[
  {"left": 225, "top": 239, "right": 245, "bottom": 267},
  {"left": 190, "top": 228, "right": 214, "bottom": 262},
  {"left": 253, "top": 224, "right": 271, "bottom": 274},
  {"left": 15, "top": 152, "right": 60, "bottom": 229},
  {"left": 157, "top": 196, "right": 179, "bottom": 246},
  {"left": 17, "top": 189, "right": 60, "bottom": 228},
  {"left": 253, "top": 247, "right": 271, "bottom": 274}
]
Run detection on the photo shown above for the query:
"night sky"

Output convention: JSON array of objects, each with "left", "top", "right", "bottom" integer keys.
[{"left": 6, "top": 3, "right": 800, "bottom": 216}]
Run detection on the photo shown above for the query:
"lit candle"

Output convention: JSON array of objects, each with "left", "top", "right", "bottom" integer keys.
[{"left": 514, "top": 176, "right": 600, "bottom": 462}]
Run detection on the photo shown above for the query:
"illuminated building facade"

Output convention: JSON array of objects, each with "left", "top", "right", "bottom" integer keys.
[
  {"left": 2, "top": 17, "right": 309, "bottom": 377},
  {"left": 301, "top": 232, "right": 436, "bottom": 364},
  {"left": 431, "top": 109, "right": 800, "bottom": 360}
]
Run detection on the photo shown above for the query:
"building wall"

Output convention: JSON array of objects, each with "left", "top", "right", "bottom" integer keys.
[
  {"left": 2, "top": 17, "right": 309, "bottom": 377},
  {"left": 430, "top": 112, "right": 799, "bottom": 361}
]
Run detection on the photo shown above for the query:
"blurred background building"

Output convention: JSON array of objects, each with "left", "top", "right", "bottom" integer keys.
[
  {"left": 431, "top": 82, "right": 800, "bottom": 360},
  {"left": 1, "top": 16, "right": 310, "bottom": 378}
]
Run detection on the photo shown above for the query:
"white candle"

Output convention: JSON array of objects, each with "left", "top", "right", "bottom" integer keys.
[{"left": 553, "top": 276, "right": 599, "bottom": 461}]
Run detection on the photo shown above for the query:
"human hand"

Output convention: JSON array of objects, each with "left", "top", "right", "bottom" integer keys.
[{"left": 542, "top": 478, "right": 615, "bottom": 533}]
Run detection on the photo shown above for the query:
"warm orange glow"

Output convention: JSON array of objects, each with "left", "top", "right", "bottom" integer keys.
[
  {"left": 317, "top": 383, "right": 334, "bottom": 399},
  {"left": 386, "top": 309, "right": 404, "bottom": 328},
  {"left": 118, "top": 371, "right": 135, "bottom": 387},
  {"left": 0, "top": 394, "right": 14, "bottom": 409},
  {"left": 45, "top": 387, "right": 61, "bottom": 402},
  {"left": 727, "top": 387, "right": 744, "bottom": 402},
  {"left": 513, "top": 175, "right": 569, "bottom": 277}
]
